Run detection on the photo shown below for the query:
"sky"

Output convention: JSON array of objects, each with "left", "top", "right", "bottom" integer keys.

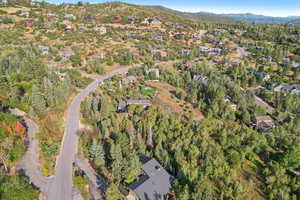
[{"left": 42, "top": 0, "right": 300, "bottom": 17}]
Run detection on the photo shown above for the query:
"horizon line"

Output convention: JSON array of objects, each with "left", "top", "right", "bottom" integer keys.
[{"left": 36, "top": 0, "right": 300, "bottom": 18}]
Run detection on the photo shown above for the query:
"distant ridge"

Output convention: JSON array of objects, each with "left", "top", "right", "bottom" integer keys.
[
  {"left": 197, "top": 12, "right": 300, "bottom": 25},
  {"left": 144, "top": 5, "right": 243, "bottom": 24},
  {"left": 287, "top": 18, "right": 300, "bottom": 26}
]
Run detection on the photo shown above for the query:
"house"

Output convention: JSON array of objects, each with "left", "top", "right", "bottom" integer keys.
[
  {"left": 118, "top": 100, "right": 152, "bottom": 112},
  {"left": 193, "top": 75, "right": 208, "bottom": 85},
  {"left": 24, "top": 19, "right": 33, "bottom": 27},
  {"left": 274, "top": 84, "right": 300, "bottom": 96},
  {"left": 234, "top": 29, "right": 244, "bottom": 36},
  {"left": 83, "top": 15, "right": 92, "bottom": 22},
  {"left": 38, "top": 45, "right": 49, "bottom": 55},
  {"left": 147, "top": 18, "right": 162, "bottom": 27},
  {"left": 145, "top": 69, "right": 160, "bottom": 79},
  {"left": 150, "top": 49, "right": 167, "bottom": 58},
  {"left": 20, "top": 10, "right": 30, "bottom": 17},
  {"left": 152, "top": 34, "right": 163, "bottom": 41},
  {"left": 94, "top": 26, "right": 107, "bottom": 35},
  {"left": 254, "top": 115, "right": 275, "bottom": 133},
  {"left": 208, "top": 38, "right": 221, "bottom": 44},
  {"left": 199, "top": 46, "right": 222, "bottom": 56},
  {"left": 58, "top": 50, "right": 74, "bottom": 62},
  {"left": 210, "top": 29, "right": 227, "bottom": 36},
  {"left": 224, "top": 96, "right": 237, "bottom": 111},
  {"left": 192, "top": 33, "right": 202, "bottom": 39},
  {"left": 120, "top": 76, "right": 137, "bottom": 88},
  {"left": 43, "top": 23, "right": 52, "bottom": 29},
  {"left": 128, "top": 155, "right": 173, "bottom": 200},
  {"left": 65, "top": 24, "right": 73, "bottom": 31},
  {"left": 64, "top": 14, "right": 76, "bottom": 20},
  {"left": 128, "top": 17, "right": 139, "bottom": 24},
  {"left": 173, "top": 33, "right": 184, "bottom": 40},
  {"left": 291, "top": 88, "right": 300, "bottom": 96},
  {"left": 47, "top": 13, "right": 58, "bottom": 18},
  {"left": 78, "top": 25, "right": 87, "bottom": 31},
  {"left": 181, "top": 49, "right": 191, "bottom": 57}
]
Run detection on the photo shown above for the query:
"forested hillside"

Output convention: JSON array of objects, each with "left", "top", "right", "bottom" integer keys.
[{"left": 0, "top": 0, "right": 299, "bottom": 200}]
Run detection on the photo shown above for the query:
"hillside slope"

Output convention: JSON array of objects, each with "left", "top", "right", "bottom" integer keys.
[{"left": 74, "top": 2, "right": 199, "bottom": 26}]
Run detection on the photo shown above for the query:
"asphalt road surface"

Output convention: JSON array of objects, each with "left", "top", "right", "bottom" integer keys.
[{"left": 47, "top": 67, "right": 132, "bottom": 200}]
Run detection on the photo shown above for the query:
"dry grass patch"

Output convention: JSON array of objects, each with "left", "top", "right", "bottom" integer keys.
[{"left": 147, "top": 81, "right": 204, "bottom": 120}]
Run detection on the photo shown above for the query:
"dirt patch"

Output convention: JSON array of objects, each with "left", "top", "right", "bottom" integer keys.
[
  {"left": 237, "top": 161, "right": 266, "bottom": 200},
  {"left": 0, "top": 7, "right": 29, "bottom": 14},
  {"left": 147, "top": 81, "right": 204, "bottom": 120},
  {"left": 103, "top": 63, "right": 128, "bottom": 73}
]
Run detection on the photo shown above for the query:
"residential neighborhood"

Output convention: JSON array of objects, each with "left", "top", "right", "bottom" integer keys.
[{"left": 0, "top": 1, "right": 299, "bottom": 200}]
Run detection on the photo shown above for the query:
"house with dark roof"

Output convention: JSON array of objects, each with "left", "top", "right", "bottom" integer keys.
[
  {"left": 118, "top": 100, "right": 152, "bottom": 112},
  {"left": 152, "top": 34, "right": 163, "bottom": 41},
  {"left": 147, "top": 18, "right": 162, "bottom": 27},
  {"left": 83, "top": 15, "right": 92, "bottom": 22},
  {"left": 254, "top": 115, "right": 275, "bottom": 133},
  {"left": 274, "top": 84, "right": 300, "bottom": 97},
  {"left": 193, "top": 75, "right": 208, "bottom": 85},
  {"left": 128, "top": 156, "right": 174, "bottom": 200}
]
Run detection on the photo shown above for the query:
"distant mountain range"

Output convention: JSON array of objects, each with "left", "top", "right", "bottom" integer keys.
[
  {"left": 197, "top": 12, "right": 300, "bottom": 25},
  {"left": 145, "top": 6, "right": 242, "bottom": 24},
  {"left": 287, "top": 18, "right": 300, "bottom": 26},
  {"left": 146, "top": 5, "right": 300, "bottom": 26}
]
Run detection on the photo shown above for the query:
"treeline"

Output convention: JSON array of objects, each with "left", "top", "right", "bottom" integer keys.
[{"left": 0, "top": 46, "right": 73, "bottom": 116}]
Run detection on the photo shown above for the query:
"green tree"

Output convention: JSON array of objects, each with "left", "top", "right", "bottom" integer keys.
[
  {"left": 105, "top": 183, "right": 123, "bottom": 200},
  {"left": 89, "top": 139, "right": 105, "bottom": 166}
]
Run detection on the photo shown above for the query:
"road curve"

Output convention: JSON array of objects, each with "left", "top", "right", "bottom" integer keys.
[
  {"left": 47, "top": 67, "right": 132, "bottom": 200},
  {"left": 18, "top": 118, "right": 52, "bottom": 193},
  {"left": 10, "top": 108, "right": 51, "bottom": 195},
  {"left": 48, "top": 61, "right": 177, "bottom": 200}
]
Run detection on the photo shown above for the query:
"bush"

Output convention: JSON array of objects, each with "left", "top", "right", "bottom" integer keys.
[
  {"left": 0, "top": 175, "right": 39, "bottom": 200},
  {"left": 70, "top": 53, "right": 82, "bottom": 67}
]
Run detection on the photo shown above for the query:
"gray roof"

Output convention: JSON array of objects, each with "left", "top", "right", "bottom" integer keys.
[
  {"left": 127, "top": 100, "right": 152, "bottom": 106},
  {"left": 129, "top": 158, "right": 173, "bottom": 200}
]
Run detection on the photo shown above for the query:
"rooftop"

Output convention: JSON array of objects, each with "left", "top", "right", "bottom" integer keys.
[{"left": 129, "top": 157, "right": 173, "bottom": 200}]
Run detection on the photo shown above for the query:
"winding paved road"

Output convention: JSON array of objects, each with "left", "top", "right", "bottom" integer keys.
[
  {"left": 48, "top": 61, "right": 177, "bottom": 200},
  {"left": 47, "top": 67, "right": 134, "bottom": 200}
]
